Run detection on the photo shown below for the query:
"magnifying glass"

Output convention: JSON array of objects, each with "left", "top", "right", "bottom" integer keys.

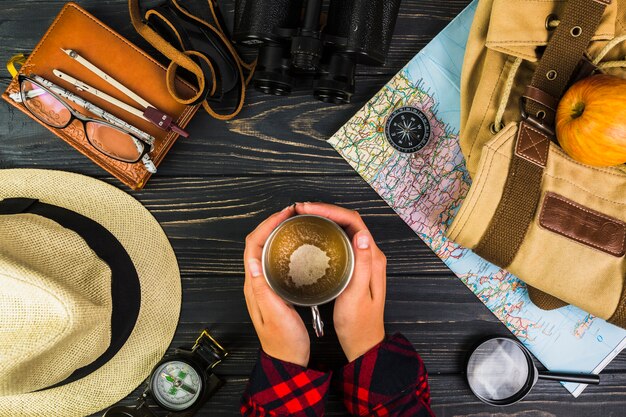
[{"left": 466, "top": 337, "right": 600, "bottom": 406}]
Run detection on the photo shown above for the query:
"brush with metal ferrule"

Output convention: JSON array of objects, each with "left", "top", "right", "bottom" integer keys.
[{"left": 60, "top": 48, "right": 189, "bottom": 138}]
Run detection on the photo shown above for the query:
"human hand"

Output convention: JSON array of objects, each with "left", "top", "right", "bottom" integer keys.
[
  {"left": 243, "top": 205, "right": 310, "bottom": 367},
  {"left": 295, "top": 202, "right": 386, "bottom": 362}
]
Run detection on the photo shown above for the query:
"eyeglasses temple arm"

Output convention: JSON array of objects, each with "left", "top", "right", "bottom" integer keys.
[
  {"left": 31, "top": 75, "right": 155, "bottom": 146},
  {"left": 11, "top": 76, "right": 158, "bottom": 174}
]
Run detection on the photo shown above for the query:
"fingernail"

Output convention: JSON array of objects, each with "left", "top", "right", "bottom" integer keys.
[
  {"left": 248, "top": 259, "right": 263, "bottom": 277},
  {"left": 281, "top": 205, "right": 292, "bottom": 212},
  {"left": 357, "top": 235, "right": 370, "bottom": 249}
]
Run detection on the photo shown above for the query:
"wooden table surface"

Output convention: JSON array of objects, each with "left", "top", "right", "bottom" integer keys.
[{"left": 2, "top": 1, "right": 626, "bottom": 416}]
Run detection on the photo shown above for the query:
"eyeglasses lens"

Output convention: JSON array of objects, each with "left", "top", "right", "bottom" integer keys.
[
  {"left": 21, "top": 80, "right": 71, "bottom": 128},
  {"left": 85, "top": 121, "right": 145, "bottom": 163}
]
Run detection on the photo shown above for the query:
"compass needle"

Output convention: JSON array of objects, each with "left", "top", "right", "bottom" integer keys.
[
  {"left": 384, "top": 106, "right": 432, "bottom": 154},
  {"left": 105, "top": 330, "right": 226, "bottom": 415},
  {"left": 180, "top": 384, "right": 198, "bottom": 395},
  {"left": 152, "top": 361, "right": 203, "bottom": 411},
  {"left": 161, "top": 373, "right": 176, "bottom": 383}
]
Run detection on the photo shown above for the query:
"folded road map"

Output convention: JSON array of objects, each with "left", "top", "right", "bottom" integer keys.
[{"left": 328, "top": 0, "right": 626, "bottom": 397}]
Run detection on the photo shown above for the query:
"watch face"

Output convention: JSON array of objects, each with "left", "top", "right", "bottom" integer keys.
[
  {"left": 384, "top": 106, "right": 431, "bottom": 153},
  {"left": 150, "top": 360, "right": 203, "bottom": 411}
]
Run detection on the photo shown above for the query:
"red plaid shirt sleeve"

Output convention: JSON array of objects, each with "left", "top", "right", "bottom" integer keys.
[
  {"left": 337, "top": 333, "right": 435, "bottom": 417},
  {"left": 240, "top": 350, "right": 332, "bottom": 417}
]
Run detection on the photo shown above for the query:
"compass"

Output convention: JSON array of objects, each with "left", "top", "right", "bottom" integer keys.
[
  {"left": 103, "top": 330, "right": 227, "bottom": 417},
  {"left": 384, "top": 106, "right": 431, "bottom": 153},
  {"left": 150, "top": 360, "right": 203, "bottom": 411}
]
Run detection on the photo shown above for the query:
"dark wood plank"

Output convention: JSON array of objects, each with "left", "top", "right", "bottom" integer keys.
[
  {"left": 0, "top": 0, "right": 472, "bottom": 79},
  {"left": 117, "top": 176, "right": 626, "bottom": 374},
  {"left": 139, "top": 176, "right": 453, "bottom": 276},
  {"left": 0, "top": 0, "right": 473, "bottom": 176},
  {"left": 4, "top": 1, "right": 626, "bottom": 416},
  {"left": 0, "top": 77, "right": 392, "bottom": 176},
  {"left": 89, "top": 172, "right": 626, "bottom": 416},
  {"left": 102, "top": 372, "right": 626, "bottom": 417}
]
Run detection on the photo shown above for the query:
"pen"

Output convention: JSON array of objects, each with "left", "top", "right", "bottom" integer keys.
[
  {"left": 54, "top": 69, "right": 150, "bottom": 122},
  {"left": 61, "top": 48, "right": 189, "bottom": 138},
  {"left": 11, "top": 74, "right": 158, "bottom": 174}
]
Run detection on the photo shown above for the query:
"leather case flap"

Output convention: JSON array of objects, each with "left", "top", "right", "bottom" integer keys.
[{"left": 2, "top": 2, "right": 199, "bottom": 189}]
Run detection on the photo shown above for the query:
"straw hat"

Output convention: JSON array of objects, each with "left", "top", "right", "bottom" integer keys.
[{"left": 0, "top": 169, "right": 181, "bottom": 416}]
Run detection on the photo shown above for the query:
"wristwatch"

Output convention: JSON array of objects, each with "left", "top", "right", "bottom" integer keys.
[{"left": 104, "top": 330, "right": 227, "bottom": 417}]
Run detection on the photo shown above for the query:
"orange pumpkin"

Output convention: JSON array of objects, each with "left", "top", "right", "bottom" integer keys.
[{"left": 556, "top": 74, "right": 626, "bottom": 167}]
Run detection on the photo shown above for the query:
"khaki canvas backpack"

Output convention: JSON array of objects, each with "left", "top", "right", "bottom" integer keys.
[{"left": 447, "top": 0, "right": 626, "bottom": 327}]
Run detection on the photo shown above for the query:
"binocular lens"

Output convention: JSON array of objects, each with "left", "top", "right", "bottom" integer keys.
[
  {"left": 313, "top": 54, "right": 355, "bottom": 104},
  {"left": 253, "top": 44, "right": 294, "bottom": 95},
  {"left": 254, "top": 79, "right": 292, "bottom": 96},
  {"left": 235, "top": 0, "right": 401, "bottom": 103},
  {"left": 313, "top": 89, "right": 350, "bottom": 105}
]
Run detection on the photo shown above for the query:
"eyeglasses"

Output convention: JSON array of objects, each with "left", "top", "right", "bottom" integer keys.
[{"left": 15, "top": 74, "right": 155, "bottom": 168}]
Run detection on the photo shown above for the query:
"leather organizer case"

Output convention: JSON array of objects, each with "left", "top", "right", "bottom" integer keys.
[{"left": 2, "top": 2, "right": 199, "bottom": 190}]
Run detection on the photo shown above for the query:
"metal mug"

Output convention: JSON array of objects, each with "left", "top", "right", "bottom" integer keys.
[{"left": 261, "top": 215, "right": 355, "bottom": 337}]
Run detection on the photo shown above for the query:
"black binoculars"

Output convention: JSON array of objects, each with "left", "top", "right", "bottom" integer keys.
[{"left": 233, "top": 0, "right": 401, "bottom": 104}]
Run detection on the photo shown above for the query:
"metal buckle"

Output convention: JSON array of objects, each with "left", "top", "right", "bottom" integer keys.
[
  {"left": 519, "top": 96, "right": 555, "bottom": 137},
  {"left": 570, "top": 55, "right": 599, "bottom": 84}
]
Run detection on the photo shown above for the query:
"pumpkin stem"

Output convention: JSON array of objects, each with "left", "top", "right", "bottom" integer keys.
[{"left": 571, "top": 102, "right": 585, "bottom": 119}]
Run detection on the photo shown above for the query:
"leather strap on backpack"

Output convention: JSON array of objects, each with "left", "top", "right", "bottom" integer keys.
[
  {"left": 473, "top": 1, "right": 611, "bottom": 281},
  {"left": 128, "top": 0, "right": 256, "bottom": 120}
]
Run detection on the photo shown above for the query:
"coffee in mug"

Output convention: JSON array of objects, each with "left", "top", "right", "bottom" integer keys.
[{"left": 262, "top": 215, "right": 355, "bottom": 336}]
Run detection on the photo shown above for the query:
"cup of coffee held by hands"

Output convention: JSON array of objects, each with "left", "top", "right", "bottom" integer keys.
[{"left": 262, "top": 215, "right": 355, "bottom": 337}]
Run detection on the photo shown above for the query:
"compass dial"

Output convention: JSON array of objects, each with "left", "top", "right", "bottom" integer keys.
[
  {"left": 384, "top": 106, "right": 431, "bottom": 153},
  {"left": 150, "top": 360, "right": 202, "bottom": 411}
]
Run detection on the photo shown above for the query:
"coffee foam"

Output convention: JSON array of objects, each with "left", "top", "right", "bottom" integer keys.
[
  {"left": 266, "top": 216, "right": 349, "bottom": 301},
  {"left": 288, "top": 244, "right": 330, "bottom": 287}
]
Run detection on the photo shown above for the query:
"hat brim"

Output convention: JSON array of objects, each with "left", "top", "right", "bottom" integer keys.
[{"left": 0, "top": 169, "right": 181, "bottom": 417}]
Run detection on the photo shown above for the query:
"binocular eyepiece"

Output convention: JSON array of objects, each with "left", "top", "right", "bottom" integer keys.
[{"left": 233, "top": 0, "right": 401, "bottom": 104}]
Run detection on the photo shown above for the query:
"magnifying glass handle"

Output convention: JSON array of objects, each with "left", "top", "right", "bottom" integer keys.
[{"left": 538, "top": 371, "right": 600, "bottom": 385}]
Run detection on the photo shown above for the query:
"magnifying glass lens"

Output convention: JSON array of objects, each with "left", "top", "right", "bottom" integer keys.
[{"left": 467, "top": 338, "right": 531, "bottom": 402}]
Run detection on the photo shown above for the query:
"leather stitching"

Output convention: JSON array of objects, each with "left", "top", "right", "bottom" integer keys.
[
  {"left": 539, "top": 192, "right": 626, "bottom": 256},
  {"left": 515, "top": 123, "right": 549, "bottom": 167},
  {"left": 492, "top": 142, "right": 626, "bottom": 179},
  {"left": 29, "top": 4, "right": 195, "bottom": 91},
  {"left": 3, "top": 3, "right": 199, "bottom": 188},
  {"left": 490, "top": 146, "right": 626, "bottom": 205}
]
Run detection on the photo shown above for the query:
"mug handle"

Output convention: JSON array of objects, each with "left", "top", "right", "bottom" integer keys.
[{"left": 311, "top": 305, "right": 324, "bottom": 337}]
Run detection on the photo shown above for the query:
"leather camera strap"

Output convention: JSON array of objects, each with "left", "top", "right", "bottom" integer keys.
[
  {"left": 473, "top": 0, "right": 610, "bottom": 274},
  {"left": 128, "top": 0, "right": 256, "bottom": 120}
]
